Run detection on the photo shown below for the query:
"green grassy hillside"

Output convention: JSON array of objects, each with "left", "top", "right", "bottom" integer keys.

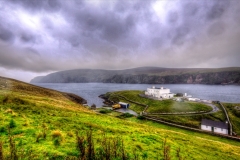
[
  {"left": 104, "top": 91, "right": 229, "bottom": 129},
  {"left": 1, "top": 77, "right": 240, "bottom": 159},
  {"left": 105, "top": 90, "right": 212, "bottom": 114}
]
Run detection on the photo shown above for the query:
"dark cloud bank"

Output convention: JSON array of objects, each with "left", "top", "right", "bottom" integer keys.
[{"left": 0, "top": 0, "right": 240, "bottom": 81}]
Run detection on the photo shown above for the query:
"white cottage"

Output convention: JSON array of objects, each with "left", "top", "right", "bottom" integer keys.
[
  {"left": 201, "top": 119, "right": 228, "bottom": 135},
  {"left": 145, "top": 86, "right": 174, "bottom": 99}
]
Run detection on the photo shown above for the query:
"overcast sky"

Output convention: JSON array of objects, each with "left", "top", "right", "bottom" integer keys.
[{"left": 0, "top": 0, "right": 240, "bottom": 82}]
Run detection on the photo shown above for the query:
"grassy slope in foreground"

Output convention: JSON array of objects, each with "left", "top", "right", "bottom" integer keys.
[{"left": 0, "top": 77, "right": 240, "bottom": 159}]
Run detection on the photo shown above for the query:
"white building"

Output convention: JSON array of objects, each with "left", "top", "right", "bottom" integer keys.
[
  {"left": 145, "top": 86, "right": 175, "bottom": 99},
  {"left": 201, "top": 119, "right": 228, "bottom": 135},
  {"left": 187, "top": 97, "right": 200, "bottom": 101}
]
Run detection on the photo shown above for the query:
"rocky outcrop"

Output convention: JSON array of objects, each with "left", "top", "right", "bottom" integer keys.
[{"left": 30, "top": 67, "right": 240, "bottom": 85}]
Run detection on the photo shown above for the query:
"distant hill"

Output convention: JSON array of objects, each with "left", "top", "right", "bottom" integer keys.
[
  {"left": 30, "top": 76, "right": 44, "bottom": 83},
  {"left": 31, "top": 67, "right": 240, "bottom": 84}
]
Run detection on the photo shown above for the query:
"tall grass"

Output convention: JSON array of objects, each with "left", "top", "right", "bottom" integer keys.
[
  {"left": 0, "top": 141, "right": 3, "bottom": 160},
  {"left": 8, "top": 128, "right": 18, "bottom": 160},
  {"left": 76, "top": 129, "right": 128, "bottom": 160},
  {"left": 1, "top": 129, "right": 178, "bottom": 160},
  {"left": 163, "top": 138, "right": 171, "bottom": 160}
]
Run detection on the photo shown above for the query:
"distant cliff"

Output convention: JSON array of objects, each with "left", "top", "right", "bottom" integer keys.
[{"left": 31, "top": 67, "right": 240, "bottom": 85}]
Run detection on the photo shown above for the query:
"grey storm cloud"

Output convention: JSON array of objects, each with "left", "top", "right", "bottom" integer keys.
[
  {"left": 0, "top": 24, "right": 15, "bottom": 43},
  {"left": 0, "top": 0, "right": 240, "bottom": 75}
]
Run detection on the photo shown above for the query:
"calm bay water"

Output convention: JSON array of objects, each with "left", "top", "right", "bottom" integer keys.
[{"left": 34, "top": 83, "right": 240, "bottom": 107}]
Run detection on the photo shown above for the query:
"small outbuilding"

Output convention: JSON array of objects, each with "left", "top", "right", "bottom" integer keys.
[
  {"left": 201, "top": 119, "right": 228, "bottom": 135},
  {"left": 187, "top": 97, "right": 200, "bottom": 101},
  {"left": 118, "top": 102, "right": 130, "bottom": 108}
]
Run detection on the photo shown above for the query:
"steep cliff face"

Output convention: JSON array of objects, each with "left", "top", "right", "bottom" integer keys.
[
  {"left": 30, "top": 67, "right": 240, "bottom": 84},
  {"left": 102, "top": 72, "right": 240, "bottom": 84}
]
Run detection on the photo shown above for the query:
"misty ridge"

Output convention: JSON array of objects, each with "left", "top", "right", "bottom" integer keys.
[{"left": 31, "top": 67, "right": 240, "bottom": 85}]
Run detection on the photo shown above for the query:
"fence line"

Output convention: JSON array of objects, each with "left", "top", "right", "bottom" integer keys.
[
  {"left": 144, "top": 116, "right": 240, "bottom": 141},
  {"left": 218, "top": 102, "right": 233, "bottom": 136}
]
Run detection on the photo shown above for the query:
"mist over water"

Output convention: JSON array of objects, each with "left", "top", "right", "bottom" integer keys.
[{"left": 34, "top": 83, "right": 240, "bottom": 107}]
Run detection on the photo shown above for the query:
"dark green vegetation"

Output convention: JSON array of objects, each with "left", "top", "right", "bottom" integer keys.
[
  {"left": 223, "top": 103, "right": 240, "bottom": 135},
  {"left": 1, "top": 77, "right": 240, "bottom": 159},
  {"left": 31, "top": 67, "right": 240, "bottom": 84},
  {"left": 105, "top": 90, "right": 212, "bottom": 114},
  {"left": 118, "top": 113, "right": 134, "bottom": 118},
  {"left": 99, "top": 108, "right": 112, "bottom": 114}
]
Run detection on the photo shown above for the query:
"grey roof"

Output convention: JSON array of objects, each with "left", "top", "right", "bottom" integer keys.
[
  {"left": 155, "top": 87, "right": 167, "bottom": 89},
  {"left": 201, "top": 119, "right": 228, "bottom": 129},
  {"left": 119, "top": 102, "right": 129, "bottom": 105}
]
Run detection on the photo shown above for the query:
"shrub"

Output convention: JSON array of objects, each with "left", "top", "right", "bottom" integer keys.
[
  {"left": 2, "top": 96, "right": 9, "bottom": 103},
  {"left": 99, "top": 109, "right": 111, "bottom": 114},
  {"left": 18, "top": 139, "right": 23, "bottom": 146},
  {"left": 51, "top": 130, "right": 63, "bottom": 146},
  {"left": 137, "top": 115, "right": 146, "bottom": 120},
  {"left": 51, "top": 130, "right": 62, "bottom": 139},
  {"left": 42, "top": 130, "right": 47, "bottom": 139},
  {"left": 91, "top": 104, "right": 96, "bottom": 110},
  {"left": 42, "top": 124, "right": 48, "bottom": 139},
  {"left": 13, "top": 129, "right": 23, "bottom": 135},
  {"left": 0, "top": 141, "right": 3, "bottom": 160},
  {"left": 142, "top": 152, "right": 148, "bottom": 160},
  {"left": 119, "top": 113, "right": 133, "bottom": 118},
  {"left": 36, "top": 132, "right": 43, "bottom": 143},
  {"left": 23, "top": 120, "right": 29, "bottom": 126},
  {"left": 67, "top": 131, "right": 74, "bottom": 137},
  {"left": 233, "top": 109, "right": 240, "bottom": 117},
  {"left": 0, "top": 127, "right": 6, "bottom": 133},
  {"left": 9, "top": 119, "right": 17, "bottom": 128},
  {"left": 53, "top": 137, "right": 61, "bottom": 147}
]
